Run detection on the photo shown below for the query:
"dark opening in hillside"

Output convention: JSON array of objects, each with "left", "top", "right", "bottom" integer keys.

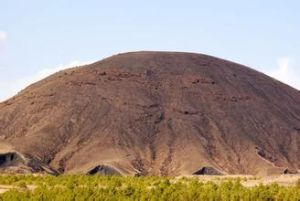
[
  {"left": 193, "top": 167, "right": 222, "bottom": 175},
  {"left": 0, "top": 152, "right": 22, "bottom": 167},
  {"left": 87, "top": 165, "right": 121, "bottom": 176}
]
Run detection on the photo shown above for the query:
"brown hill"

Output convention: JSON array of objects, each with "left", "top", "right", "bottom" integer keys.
[{"left": 0, "top": 51, "right": 299, "bottom": 176}]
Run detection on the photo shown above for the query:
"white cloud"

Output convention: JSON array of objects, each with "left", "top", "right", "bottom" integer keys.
[
  {"left": 267, "top": 57, "right": 300, "bottom": 90},
  {"left": 0, "top": 60, "right": 93, "bottom": 102},
  {"left": 0, "top": 31, "right": 7, "bottom": 43}
]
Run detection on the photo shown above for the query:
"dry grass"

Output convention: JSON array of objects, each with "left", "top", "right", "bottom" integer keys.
[
  {"left": 0, "top": 185, "right": 14, "bottom": 194},
  {"left": 179, "top": 174, "right": 300, "bottom": 187}
]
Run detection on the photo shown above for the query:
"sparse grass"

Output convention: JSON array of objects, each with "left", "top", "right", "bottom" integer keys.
[{"left": 0, "top": 174, "right": 299, "bottom": 200}]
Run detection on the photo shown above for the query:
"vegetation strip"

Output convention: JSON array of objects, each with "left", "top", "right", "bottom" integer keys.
[{"left": 0, "top": 175, "right": 299, "bottom": 200}]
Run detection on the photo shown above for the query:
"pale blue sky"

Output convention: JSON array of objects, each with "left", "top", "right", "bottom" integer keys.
[{"left": 0, "top": 0, "right": 299, "bottom": 101}]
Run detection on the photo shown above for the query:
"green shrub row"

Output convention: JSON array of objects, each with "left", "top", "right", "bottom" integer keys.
[{"left": 0, "top": 175, "right": 299, "bottom": 201}]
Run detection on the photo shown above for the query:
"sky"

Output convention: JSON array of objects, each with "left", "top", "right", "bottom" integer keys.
[{"left": 0, "top": 0, "right": 299, "bottom": 101}]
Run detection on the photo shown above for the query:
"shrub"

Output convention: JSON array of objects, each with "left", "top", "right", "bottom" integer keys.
[{"left": 0, "top": 175, "right": 299, "bottom": 201}]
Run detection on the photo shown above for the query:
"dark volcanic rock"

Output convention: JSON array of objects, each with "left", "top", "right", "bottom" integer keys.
[
  {"left": 87, "top": 165, "right": 121, "bottom": 176},
  {"left": 193, "top": 167, "right": 223, "bottom": 175},
  {"left": 0, "top": 51, "right": 299, "bottom": 176}
]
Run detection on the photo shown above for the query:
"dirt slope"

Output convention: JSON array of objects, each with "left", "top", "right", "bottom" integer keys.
[{"left": 0, "top": 51, "right": 299, "bottom": 176}]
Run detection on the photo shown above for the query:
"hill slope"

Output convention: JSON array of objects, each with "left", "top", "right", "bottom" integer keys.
[{"left": 0, "top": 51, "right": 299, "bottom": 176}]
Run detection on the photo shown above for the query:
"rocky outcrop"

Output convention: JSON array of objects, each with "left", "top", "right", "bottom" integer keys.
[
  {"left": 193, "top": 167, "right": 223, "bottom": 175},
  {"left": 87, "top": 165, "right": 121, "bottom": 175}
]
